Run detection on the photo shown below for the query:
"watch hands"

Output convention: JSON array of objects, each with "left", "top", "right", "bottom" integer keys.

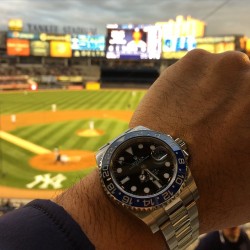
[
  {"left": 151, "top": 146, "right": 168, "bottom": 162},
  {"left": 139, "top": 169, "right": 146, "bottom": 181},
  {"left": 144, "top": 169, "right": 163, "bottom": 188},
  {"left": 144, "top": 169, "right": 160, "bottom": 181}
]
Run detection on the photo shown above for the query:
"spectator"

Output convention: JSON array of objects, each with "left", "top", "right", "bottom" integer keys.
[{"left": 195, "top": 226, "right": 250, "bottom": 250}]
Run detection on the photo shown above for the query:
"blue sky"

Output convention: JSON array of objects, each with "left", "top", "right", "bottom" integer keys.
[{"left": 0, "top": 0, "right": 250, "bottom": 37}]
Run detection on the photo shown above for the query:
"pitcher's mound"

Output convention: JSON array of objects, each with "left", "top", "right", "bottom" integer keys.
[
  {"left": 29, "top": 150, "right": 96, "bottom": 172},
  {"left": 77, "top": 129, "right": 104, "bottom": 137}
]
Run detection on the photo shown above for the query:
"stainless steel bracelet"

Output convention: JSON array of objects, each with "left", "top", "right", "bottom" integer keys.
[{"left": 136, "top": 170, "right": 199, "bottom": 250}]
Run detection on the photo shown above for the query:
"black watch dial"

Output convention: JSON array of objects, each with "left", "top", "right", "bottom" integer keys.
[{"left": 110, "top": 136, "right": 177, "bottom": 197}]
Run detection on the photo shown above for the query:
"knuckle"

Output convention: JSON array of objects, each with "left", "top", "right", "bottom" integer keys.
[{"left": 217, "top": 51, "right": 250, "bottom": 69}]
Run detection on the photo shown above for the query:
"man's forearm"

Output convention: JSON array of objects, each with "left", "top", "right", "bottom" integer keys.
[{"left": 54, "top": 169, "right": 167, "bottom": 250}]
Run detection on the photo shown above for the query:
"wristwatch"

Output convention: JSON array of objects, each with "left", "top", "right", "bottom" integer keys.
[{"left": 96, "top": 126, "right": 199, "bottom": 250}]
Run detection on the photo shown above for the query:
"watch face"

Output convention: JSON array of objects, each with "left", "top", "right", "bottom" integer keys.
[
  {"left": 110, "top": 137, "right": 176, "bottom": 197},
  {"left": 99, "top": 129, "right": 188, "bottom": 209}
]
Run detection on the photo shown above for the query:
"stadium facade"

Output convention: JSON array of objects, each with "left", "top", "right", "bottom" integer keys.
[{"left": 0, "top": 16, "right": 248, "bottom": 89}]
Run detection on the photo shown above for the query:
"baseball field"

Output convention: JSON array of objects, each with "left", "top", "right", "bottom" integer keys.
[{"left": 0, "top": 89, "right": 146, "bottom": 200}]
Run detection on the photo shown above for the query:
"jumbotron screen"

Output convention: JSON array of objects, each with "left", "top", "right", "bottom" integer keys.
[
  {"left": 71, "top": 34, "right": 105, "bottom": 57},
  {"left": 106, "top": 24, "right": 162, "bottom": 60}
]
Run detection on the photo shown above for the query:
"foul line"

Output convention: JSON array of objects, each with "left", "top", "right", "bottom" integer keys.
[{"left": 0, "top": 130, "right": 51, "bottom": 155}]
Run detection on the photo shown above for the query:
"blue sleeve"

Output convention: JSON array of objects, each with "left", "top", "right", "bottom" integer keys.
[
  {"left": 0, "top": 199, "right": 95, "bottom": 250},
  {"left": 195, "top": 232, "right": 220, "bottom": 250}
]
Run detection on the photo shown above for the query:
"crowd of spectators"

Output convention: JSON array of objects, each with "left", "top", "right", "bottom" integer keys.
[
  {"left": 0, "top": 199, "right": 26, "bottom": 216},
  {"left": 0, "top": 65, "right": 94, "bottom": 77}
]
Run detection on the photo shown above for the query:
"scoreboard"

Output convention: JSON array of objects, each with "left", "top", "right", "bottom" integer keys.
[
  {"left": 106, "top": 24, "right": 162, "bottom": 60},
  {"left": 6, "top": 31, "right": 104, "bottom": 58},
  {"left": 71, "top": 34, "right": 105, "bottom": 57}
]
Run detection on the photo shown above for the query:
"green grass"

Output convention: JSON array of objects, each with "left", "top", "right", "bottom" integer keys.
[
  {"left": 0, "top": 90, "right": 146, "bottom": 191},
  {"left": 0, "top": 89, "right": 145, "bottom": 114}
]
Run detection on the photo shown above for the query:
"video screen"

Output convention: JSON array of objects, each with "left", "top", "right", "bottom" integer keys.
[
  {"left": 71, "top": 34, "right": 105, "bottom": 57},
  {"left": 7, "top": 38, "right": 30, "bottom": 56},
  {"left": 106, "top": 24, "right": 162, "bottom": 60}
]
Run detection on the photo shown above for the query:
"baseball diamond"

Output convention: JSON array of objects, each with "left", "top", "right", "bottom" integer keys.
[{"left": 0, "top": 89, "right": 145, "bottom": 199}]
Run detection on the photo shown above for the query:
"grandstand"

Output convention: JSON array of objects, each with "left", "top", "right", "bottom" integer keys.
[
  {"left": 0, "top": 16, "right": 248, "bottom": 90},
  {"left": 0, "top": 75, "right": 38, "bottom": 90}
]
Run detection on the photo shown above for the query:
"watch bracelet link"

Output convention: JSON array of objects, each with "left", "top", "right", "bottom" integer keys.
[{"left": 139, "top": 170, "right": 199, "bottom": 250}]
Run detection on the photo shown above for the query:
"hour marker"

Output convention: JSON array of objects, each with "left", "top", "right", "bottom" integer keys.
[
  {"left": 144, "top": 187, "right": 150, "bottom": 194},
  {"left": 121, "top": 176, "right": 130, "bottom": 184},
  {"left": 119, "top": 157, "right": 124, "bottom": 161},
  {"left": 165, "top": 162, "right": 171, "bottom": 167},
  {"left": 164, "top": 173, "right": 170, "bottom": 179},
  {"left": 117, "top": 168, "right": 122, "bottom": 173},
  {"left": 138, "top": 144, "right": 143, "bottom": 149},
  {"left": 126, "top": 147, "right": 134, "bottom": 155},
  {"left": 153, "top": 180, "right": 162, "bottom": 188},
  {"left": 150, "top": 145, "right": 156, "bottom": 150},
  {"left": 131, "top": 186, "right": 137, "bottom": 192}
]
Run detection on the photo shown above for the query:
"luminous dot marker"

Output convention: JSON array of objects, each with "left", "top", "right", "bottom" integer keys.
[
  {"left": 164, "top": 173, "right": 170, "bottom": 179},
  {"left": 131, "top": 186, "right": 137, "bottom": 192},
  {"left": 117, "top": 168, "right": 122, "bottom": 173},
  {"left": 138, "top": 144, "right": 143, "bottom": 149},
  {"left": 150, "top": 145, "right": 156, "bottom": 150},
  {"left": 165, "top": 162, "right": 171, "bottom": 167},
  {"left": 144, "top": 187, "right": 150, "bottom": 194},
  {"left": 119, "top": 157, "right": 124, "bottom": 161}
]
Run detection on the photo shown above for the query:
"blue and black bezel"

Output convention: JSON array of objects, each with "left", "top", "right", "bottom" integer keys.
[{"left": 99, "top": 128, "right": 188, "bottom": 209}]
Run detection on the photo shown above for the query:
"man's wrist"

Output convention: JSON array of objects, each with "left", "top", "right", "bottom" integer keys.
[{"left": 54, "top": 169, "right": 168, "bottom": 250}]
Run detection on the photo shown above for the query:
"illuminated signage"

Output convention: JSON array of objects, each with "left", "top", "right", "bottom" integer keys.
[
  {"left": 156, "top": 16, "right": 204, "bottom": 58},
  {"left": 39, "top": 33, "right": 71, "bottom": 42},
  {"left": 71, "top": 34, "right": 105, "bottom": 51},
  {"left": 57, "top": 76, "right": 83, "bottom": 82},
  {"left": 162, "top": 36, "right": 196, "bottom": 54},
  {"left": 30, "top": 41, "right": 49, "bottom": 56},
  {"left": 7, "top": 38, "right": 30, "bottom": 56},
  {"left": 156, "top": 16, "right": 205, "bottom": 38},
  {"left": 196, "top": 36, "right": 236, "bottom": 53},
  {"left": 7, "top": 31, "right": 39, "bottom": 40},
  {"left": 50, "top": 41, "right": 72, "bottom": 58},
  {"left": 162, "top": 51, "right": 189, "bottom": 59},
  {"left": 71, "top": 34, "right": 105, "bottom": 57},
  {"left": 196, "top": 36, "right": 235, "bottom": 43},
  {"left": 197, "top": 42, "right": 235, "bottom": 53},
  {"left": 8, "top": 19, "right": 23, "bottom": 32}
]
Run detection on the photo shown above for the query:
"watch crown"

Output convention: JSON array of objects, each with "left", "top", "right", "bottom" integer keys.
[
  {"left": 175, "top": 138, "right": 189, "bottom": 160},
  {"left": 175, "top": 138, "right": 187, "bottom": 150}
]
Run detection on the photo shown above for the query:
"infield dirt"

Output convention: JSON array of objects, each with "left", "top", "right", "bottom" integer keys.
[{"left": 0, "top": 110, "right": 133, "bottom": 199}]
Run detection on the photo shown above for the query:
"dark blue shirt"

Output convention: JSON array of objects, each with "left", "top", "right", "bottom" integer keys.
[
  {"left": 0, "top": 199, "right": 95, "bottom": 250},
  {"left": 196, "top": 230, "right": 250, "bottom": 250}
]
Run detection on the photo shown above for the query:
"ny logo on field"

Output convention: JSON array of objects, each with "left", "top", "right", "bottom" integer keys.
[{"left": 26, "top": 173, "right": 67, "bottom": 189}]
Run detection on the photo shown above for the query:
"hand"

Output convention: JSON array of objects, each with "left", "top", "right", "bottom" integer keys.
[
  {"left": 130, "top": 49, "right": 250, "bottom": 234},
  {"left": 55, "top": 49, "right": 250, "bottom": 250}
]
